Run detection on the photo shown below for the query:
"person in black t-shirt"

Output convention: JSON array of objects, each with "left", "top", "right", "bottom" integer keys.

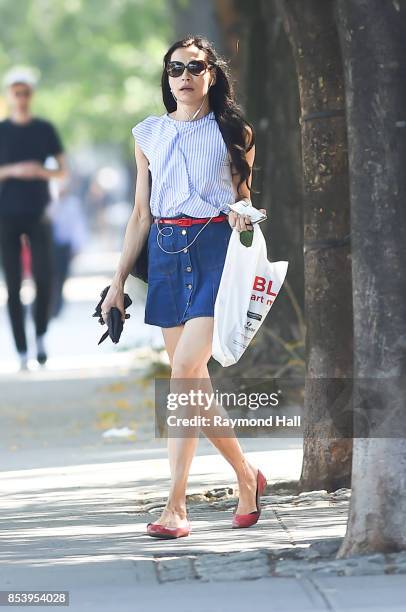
[{"left": 0, "top": 67, "right": 68, "bottom": 370}]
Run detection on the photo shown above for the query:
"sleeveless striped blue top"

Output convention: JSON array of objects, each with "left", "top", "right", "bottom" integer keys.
[{"left": 131, "top": 110, "right": 235, "bottom": 218}]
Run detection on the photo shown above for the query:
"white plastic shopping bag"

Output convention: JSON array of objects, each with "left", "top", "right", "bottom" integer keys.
[{"left": 212, "top": 224, "right": 288, "bottom": 367}]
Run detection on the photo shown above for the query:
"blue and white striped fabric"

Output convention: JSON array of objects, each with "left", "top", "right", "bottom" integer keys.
[{"left": 131, "top": 111, "right": 235, "bottom": 218}]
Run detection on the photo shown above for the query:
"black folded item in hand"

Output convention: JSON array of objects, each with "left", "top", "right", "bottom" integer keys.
[{"left": 92, "top": 285, "right": 132, "bottom": 345}]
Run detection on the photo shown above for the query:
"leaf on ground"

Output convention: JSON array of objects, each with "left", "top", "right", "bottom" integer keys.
[
  {"left": 14, "top": 414, "right": 29, "bottom": 425},
  {"left": 104, "top": 382, "right": 127, "bottom": 393},
  {"left": 95, "top": 411, "right": 120, "bottom": 430},
  {"left": 142, "top": 398, "right": 155, "bottom": 410},
  {"left": 115, "top": 399, "right": 130, "bottom": 410}
]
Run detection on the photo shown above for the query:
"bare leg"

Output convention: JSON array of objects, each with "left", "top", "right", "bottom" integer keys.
[
  {"left": 151, "top": 322, "right": 200, "bottom": 528},
  {"left": 154, "top": 317, "right": 260, "bottom": 529},
  {"left": 195, "top": 361, "right": 259, "bottom": 514}
]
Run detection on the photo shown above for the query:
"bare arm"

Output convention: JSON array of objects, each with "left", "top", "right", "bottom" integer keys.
[
  {"left": 228, "top": 126, "right": 266, "bottom": 232},
  {"left": 37, "top": 152, "right": 69, "bottom": 181},
  {"left": 0, "top": 153, "right": 69, "bottom": 182},
  {"left": 0, "top": 164, "right": 17, "bottom": 181},
  {"left": 113, "top": 142, "right": 152, "bottom": 287},
  {"left": 100, "top": 139, "right": 152, "bottom": 321}
]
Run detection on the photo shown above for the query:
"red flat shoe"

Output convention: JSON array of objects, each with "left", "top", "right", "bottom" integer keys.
[
  {"left": 146, "top": 520, "right": 191, "bottom": 539},
  {"left": 232, "top": 469, "right": 267, "bottom": 529}
]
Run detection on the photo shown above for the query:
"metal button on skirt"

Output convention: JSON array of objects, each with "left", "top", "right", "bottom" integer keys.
[{"left": 144, "top": 215, "right": 232, "bottom": 328}]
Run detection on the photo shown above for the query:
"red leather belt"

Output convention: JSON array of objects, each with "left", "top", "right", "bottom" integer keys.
[{"left": 154, "top": 214, "right": 227, "bottom": 227}]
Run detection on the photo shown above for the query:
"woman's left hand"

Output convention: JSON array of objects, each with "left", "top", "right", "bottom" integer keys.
[{"left": 228, "top": 208, "right": 267, "bottom": 232}]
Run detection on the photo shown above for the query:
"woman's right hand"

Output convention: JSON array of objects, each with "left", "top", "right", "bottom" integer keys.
[
  {"left": 100, "top": 281, "right": 125, "bottom": 324},
  {"left": 228, "top": 211, "right": 253, "bottom": 232}
]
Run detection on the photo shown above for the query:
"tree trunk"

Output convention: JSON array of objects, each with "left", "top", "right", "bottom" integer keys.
[
  {"left": 213, "top": 0, "right": 305, "bottom": 379},
  {"left": 335, "top": 0, "right": 406, "bottom": 557},
  {"left": 277, "top": 0, "right": 353, "bottom": 491},
  {"left": 254, "top": 0, "right": 304, "bottom": 361},
  {"left": 168, "top": 0, "right": 226, "bottom": 55}
]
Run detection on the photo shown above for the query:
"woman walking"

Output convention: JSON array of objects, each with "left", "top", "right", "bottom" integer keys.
[{"left": 101, "top": 35, "right": 267, "bottom": 538}]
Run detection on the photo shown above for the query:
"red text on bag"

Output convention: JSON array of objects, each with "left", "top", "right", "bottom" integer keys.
[{"left": 251, "top": 276, "right": 277, "bottom": 305}]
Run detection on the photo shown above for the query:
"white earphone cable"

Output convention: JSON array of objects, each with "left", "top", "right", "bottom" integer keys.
[{"left": 155, "top": 213, "right": 220, "bottom": 254}]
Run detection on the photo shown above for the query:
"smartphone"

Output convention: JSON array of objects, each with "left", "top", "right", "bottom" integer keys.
[
  {"left": 229, "top": 200, "right": 268, "bottom": 224},
  {"left": 252, "top": 213, "right": 268, "bottom": 225}
]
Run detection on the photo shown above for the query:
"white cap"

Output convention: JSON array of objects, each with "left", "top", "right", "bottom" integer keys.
[{"left": 3, "top": 66, "right": 39, "bottom": 90}]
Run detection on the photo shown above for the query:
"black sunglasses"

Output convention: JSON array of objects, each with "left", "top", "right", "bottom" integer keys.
[{"left": 166, "top": 59, "right": 214, "bottom": 78}]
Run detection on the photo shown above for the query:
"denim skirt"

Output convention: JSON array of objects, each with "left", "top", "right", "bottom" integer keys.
[{"left": 144, "top": 214, "right": 233, "bottom": 327}]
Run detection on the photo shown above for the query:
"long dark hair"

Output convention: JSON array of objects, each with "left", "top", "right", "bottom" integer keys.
[{"left": 161, "top": 35, "right": 258, "bottom": 200}]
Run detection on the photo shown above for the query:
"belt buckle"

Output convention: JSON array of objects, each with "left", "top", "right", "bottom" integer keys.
[{"left": 177, "top": 218, "right": 192, "bottom": 227}]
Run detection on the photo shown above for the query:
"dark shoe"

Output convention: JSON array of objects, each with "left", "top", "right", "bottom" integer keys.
[
  {"left": 232, "top": 469, "right": 267, "bottom": 529},
  {"left": 37, "top": 350, "right": 47, "bottom": 365}
]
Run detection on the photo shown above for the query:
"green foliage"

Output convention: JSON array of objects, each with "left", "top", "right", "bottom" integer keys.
[{"left": 0, "top": 0, "right": 173, "bottom": 154}]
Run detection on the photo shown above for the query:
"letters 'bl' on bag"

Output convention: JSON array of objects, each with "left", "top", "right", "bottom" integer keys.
[{"left": 212, "top": 224, "right": 288, "bottom": 367}]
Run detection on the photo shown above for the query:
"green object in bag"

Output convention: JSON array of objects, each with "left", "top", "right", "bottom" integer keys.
[{"left": 240, "top": 229, "right": 254, "bottom": 247}]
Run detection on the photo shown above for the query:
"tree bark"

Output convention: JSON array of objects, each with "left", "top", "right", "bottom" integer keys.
[
  {"left": 277, "top": 0, "right": 353, "bottom": 491},
  {"left": 335, "top": 0, "right": 406, "bottom": 557},
  {"left": 213, "top": 0, "right": 305, "bottom": 379},
  {"left": 255, "top": 0, "right": 304, "bottom": 357}
]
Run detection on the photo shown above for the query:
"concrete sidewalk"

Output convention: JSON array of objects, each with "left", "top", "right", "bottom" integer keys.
[
  {"left": 0, "top": 354, "right": 405, "bottom": 611},
  {"left": 1, "top": 445, "right": 406, "bottom": 611}
]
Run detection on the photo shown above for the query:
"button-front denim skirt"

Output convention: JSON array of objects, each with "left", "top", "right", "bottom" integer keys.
[{"left": 145, "top": 214, "right": 233, "bottom": 328}]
